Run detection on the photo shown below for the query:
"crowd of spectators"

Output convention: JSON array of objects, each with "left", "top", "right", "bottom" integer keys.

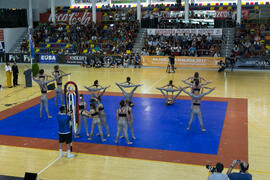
[
  {"left": 233, "top": 24, "right": 270, "bottom": 58},
  {"left": 101, "top": 8, "right": 137, "bottom": 22},
  {"left": 81, "top": 53, "right": 141, "bottom": 68},
  {"left": 21, "top": 20, "right": 139, "bottom": 56},
  {"left": 143, "top": 33, "right": 222, "bottom": 57},
  {"left": 142, "top": 11, "right": 214, "bottom": 29}
]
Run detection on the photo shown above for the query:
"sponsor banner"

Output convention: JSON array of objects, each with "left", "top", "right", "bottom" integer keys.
[
  {"left": 40, "top": 12, "right": 102, "bottom": 25},
  {"left": 6, "top": 53, "right": 38, "bottom": 63},
  {"left": 0, "top": 41, "right": 4, "bottom": 53},
  {"left": 235, "top": 57, "right": 267, "bottom": 67},
  {"left": 23, "top": 55, "right": 31, "bottom": 63},
  {"left": 215, "top": 10, "right": 249, "bottom": 20},
  {"left": 40, "top": 54, "right": 57, "bottom": 63},
  {"left": 147, "top": 29, "right": 223, "bottom": 36},
  {"left": 111, "top": 0, "right": 146, "bottom": 3},
  {"left": 142, "top": 56, "right": 225, "bottom": 68},
  {"left": 194, "top": 0, "right": 267, "bottom": 3},
  {"left": 65, "top": 55, "right": 88, "bottom": 64},
  {"left": 8, "top": 54, "right": 21, "bottom": 62}
]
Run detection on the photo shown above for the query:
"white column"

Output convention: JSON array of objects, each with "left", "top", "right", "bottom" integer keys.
[
  {"left": 51, "top": 0, "right": 56, "bottom": 25},
  {"left": 184, "top": 0, "right": 189, "bottom": 24},
  {"left": 28, "top": 0, "right": 33, "bottom": 28},
  {"left": 92, "top": 0, "right": 97, "bottom": 23},
  {"left": 137, "top": 0, "right": 141, "bottom": 23},
  {"left": 237, "top": 0, "right": 242, "bottom": 24}
]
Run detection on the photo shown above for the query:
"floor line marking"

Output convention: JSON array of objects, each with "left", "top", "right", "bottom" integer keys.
[
  {"left": 37, "top": 156, "right": 60, "bottom": 175},
  {"left": 1, "top": 144, "right": 269, "bottom": 175},
  {"left": 144, "top": 74, "right": 168, "bottom": 92},
  {"left": 248, "top": 121, "right": 270, "bottom": 137}
]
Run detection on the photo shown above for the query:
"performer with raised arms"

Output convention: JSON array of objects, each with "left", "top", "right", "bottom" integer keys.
[
  {"left": 156, "top": 80, "right": 187, "bottom": 105},
  {"left": 52, "top": 65, "right": 71, "bottom": 106},
  {"left": 84, "top": 80, "right": 110, "bottom": 99},
  {"left": 182, "top": 72, "right": 211, "bottom": 89},
  {"left": 115, "top": 77, "right": 142, "bottom": 107},
  {"left": 182, "top": 84, "right": 215, "bottom": 131},
  {"left": 183, "top": 72, "right": 207, "bottom": 83},
  {"left": 33, "top": 69, "right": 56, "bottom": 118},
  {"left": 182, "top": 73, "right": 211, "bottom": 94}
]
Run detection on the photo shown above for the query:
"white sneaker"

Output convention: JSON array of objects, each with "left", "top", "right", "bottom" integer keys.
[
  {"left": 67, "top": 153, "right": 75, "bottom": 158},
  {"left": 59, "top": 150, "right": 63, "bottom": 157},
  {"left": 132, "top": 137, "right": 136, "bottom": 140}
]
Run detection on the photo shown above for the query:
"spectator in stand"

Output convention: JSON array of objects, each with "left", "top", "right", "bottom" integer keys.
[
  {"left": 206, "top": 33, "right": 212, "bottom": 42},
  {"left": 144, "top": 32, "right": 221, "bottom": 57},
  {"left": 134, "top": 53, "right": 141, "bottom": 68},
  {"left": 234, "top": 24, "right": 269, "bottom": 57},
  {"left": 189, "top": 46, "right": 196, "bottom": 56},
  {"left": 214, "top": 51, "right": 221, "bottom": 57},
  {"left": 123, "top": 55, "right": 129, "bottom": 68},
  {"left": 26, "top": 19, "right": 139, "bottom": 56},
  {"left": 232, "top": 44, "right": 239, "bottom": 56},
  {"left": 227, "top": 160, "right": 252, "bottom": 180}
]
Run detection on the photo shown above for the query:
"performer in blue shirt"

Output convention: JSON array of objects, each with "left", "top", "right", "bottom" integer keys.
[{"left": 57, "top": 106, "right": 75, "bottom": 158}]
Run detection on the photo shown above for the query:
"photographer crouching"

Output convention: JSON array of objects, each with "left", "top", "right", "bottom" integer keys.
[
  {"left": 227, "top": 160, "right": 252, "bottom": 180},
  {"left": 207, "top": 163, "right": 228, "bottom": 180},
  {"left": 166, "top": 54, "right": 175, "bottom": 73},
  {"left": 218, "top": 60, "right": 226, "bottom": 73}
]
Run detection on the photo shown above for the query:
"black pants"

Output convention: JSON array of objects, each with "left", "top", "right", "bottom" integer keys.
[
  {"left": 218, "top": 67, "right": 225, "bottom": 72},
  {"left": 171, "top": 64, "right": 175, "bottom": 72},
  {"left": 0, "top": 53, "right": 4, "bottom": 63},
  {"left": 166, "top": 64, "right": 175, "bottom": 73},
  {"left": 13, "top": 73, "right": 18, "bottom": 86}
]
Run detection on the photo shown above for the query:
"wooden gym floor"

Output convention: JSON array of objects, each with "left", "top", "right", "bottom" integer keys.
[{"left": 0, "top": 64, "right": 270, "bottom": 179}]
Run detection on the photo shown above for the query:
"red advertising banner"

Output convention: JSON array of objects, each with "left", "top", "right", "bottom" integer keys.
[
  {"left": 40, "top": 12, "right": 102, "bottom": 24},
  {"left": 215, "top": 9, "right": 249, "bottom": 19}
]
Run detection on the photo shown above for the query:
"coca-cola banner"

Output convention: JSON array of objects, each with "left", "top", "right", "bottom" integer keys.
[
  {"left": 147, "top": 28, "right": 223, "bottom": 36},
  {"left": 40, "top": 12, "right": 102, "bottom": 24},
  {"left": 215, "top": 10, "right": 249, "bottom": 20}
]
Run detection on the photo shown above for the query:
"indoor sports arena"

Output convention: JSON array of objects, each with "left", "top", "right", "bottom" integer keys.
[{"left": 0, "top": 0, "right": 269, "bottom": 179}]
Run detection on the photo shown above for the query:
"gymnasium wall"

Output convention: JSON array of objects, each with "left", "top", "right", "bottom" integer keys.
[
  {"left": 0, "top": 0, "right": 28, "bottom": 9},
  {"left": 0, "top": 0, "right": 71, "bottom": 22},
  {"left": 2, "top": 28, "right": 27, "bottom": 53}
]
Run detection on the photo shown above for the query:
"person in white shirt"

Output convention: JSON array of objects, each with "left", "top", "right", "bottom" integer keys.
[
  {"left": 5, "top": 62, "right": 12, "bottom": 88},
  {"left": 208, "top": 163, "right": 228, "bottom": 180},
  {"left": 206, "top": 33, "right": 212, "bottom": 42},
  {"left": 232, "top": 45, "right": 239, "bottom": 55},
  {"left": 214, "top": 53, "right": 220, "bottom": 57}
]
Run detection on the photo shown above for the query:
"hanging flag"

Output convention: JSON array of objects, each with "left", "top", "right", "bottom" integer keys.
[{"left": 28, "top": 28, "right": 35, "bottom": 59}]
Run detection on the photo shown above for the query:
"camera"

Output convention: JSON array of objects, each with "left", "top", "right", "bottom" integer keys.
[{"left": 206, "top": 165, "right": 216, "bottom": 173}]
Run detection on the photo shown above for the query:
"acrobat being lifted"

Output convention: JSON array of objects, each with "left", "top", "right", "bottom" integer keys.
[
  {"left": 84, "top": 80, "right": 110, "bottom": 100},
  {"left": 156, "top": 80, "right": 188, "bottom": 106},
  {"left": 115, "top": 77, "right": 142, "bottom": 107}
]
